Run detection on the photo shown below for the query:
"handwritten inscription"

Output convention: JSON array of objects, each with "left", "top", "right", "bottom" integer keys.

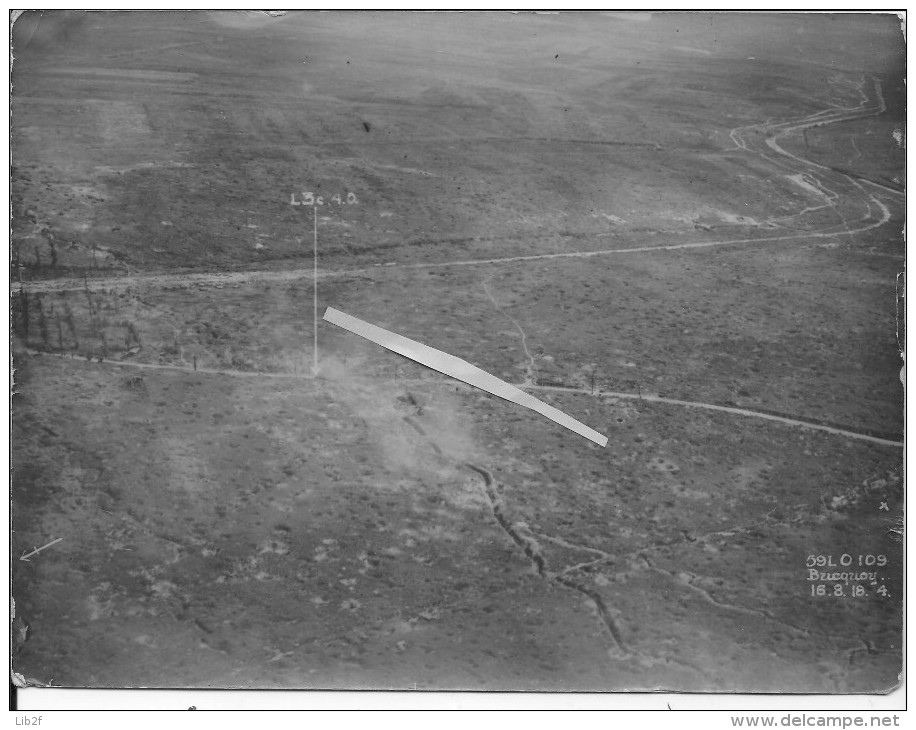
[
  {"left": 806, "top": 554, "right": 891, "bottom": 598},
  {"left": 290, "top": 191, "right": 358, "bottom": 207},
  {"left": 806, "top": 554, "right": 887, "bottom": 568}
]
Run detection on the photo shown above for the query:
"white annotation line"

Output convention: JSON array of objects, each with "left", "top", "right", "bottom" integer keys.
[
  {"left": 524, "top": 384, "right": 903, "bottom": 448},
  {"left": 323, "top": 306, "right": 608, "bottom": 447}
]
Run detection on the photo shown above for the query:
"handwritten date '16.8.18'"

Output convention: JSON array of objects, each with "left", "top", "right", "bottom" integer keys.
[{"left": 806, "top": 554, "right": 890, "bottom": 599}]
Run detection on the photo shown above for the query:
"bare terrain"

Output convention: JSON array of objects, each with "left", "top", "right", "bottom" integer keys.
[{"left": 10, "top": 11, "right": 904, "bottom": 692}]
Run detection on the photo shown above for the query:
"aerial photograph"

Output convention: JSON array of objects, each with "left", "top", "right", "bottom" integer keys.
[{"left": 10, "top": 11, "right": 904, "bottom": 693}]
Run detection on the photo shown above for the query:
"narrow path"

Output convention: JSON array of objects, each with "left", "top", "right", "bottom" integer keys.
[
  {"left": 23, "top": 348, "right": 315, "bottom": 382},
  {"left": 554, "top": 509, "right": 805, "bottom": 580},
  {"left": 636, "top": 556, "right": 882, "bottom": 659},
  {"left": 849, "top": 136, "right": 862, "bottom": 166},
  {"left": 727, "top": 75, "right": 894, "bottom": 236},
  {"left": 13, "top": 194, "right": 895, "bottom": 297},
  {"left": 22, "top": 348, "right": 901, "bottom": 448},
  {"left": 481, "top": 279, "right": 537, "bottom": 386},
  {"left": 523, "top": 383, "right": 903, "bottom": 448}
]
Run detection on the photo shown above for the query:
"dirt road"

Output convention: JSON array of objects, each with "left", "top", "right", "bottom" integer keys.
[
  {"left": 11, "top": 79, "right": 896, "bottom": 297},
  {"left": 25, "top": 348, "right": 903, "bottom": 448}
]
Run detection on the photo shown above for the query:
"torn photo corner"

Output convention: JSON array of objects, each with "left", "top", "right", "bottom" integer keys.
[{"left": 322, "top": 306, "right": 609, "bottom": 448}]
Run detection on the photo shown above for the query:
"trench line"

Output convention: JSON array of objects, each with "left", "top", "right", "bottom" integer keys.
[{"left": 465, "top": 463, "right": 627, "bottom": 654}]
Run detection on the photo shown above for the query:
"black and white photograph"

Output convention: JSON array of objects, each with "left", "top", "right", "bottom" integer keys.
[{"left": 9, "top": 10, "right": 905, "bottom": 696}]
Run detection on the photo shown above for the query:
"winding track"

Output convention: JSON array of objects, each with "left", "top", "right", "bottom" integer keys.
[
  {"left": 11, "top": 80, "right": 896, "bottom": 296},
  {"left": 14, "top": 76, "right": 902, "bottom": 449}
]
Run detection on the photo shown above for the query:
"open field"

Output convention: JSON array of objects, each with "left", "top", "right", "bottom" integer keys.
[{"left": 11, "top": 11, "right": 904, "bottom": 692}]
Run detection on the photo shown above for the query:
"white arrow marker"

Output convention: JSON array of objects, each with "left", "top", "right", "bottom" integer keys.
[
  {"left": 323, "top": 307, "right": 608, "bottom": 447},
  {"left": 20, "top": 537, "right": 63, "bottom": 562}
]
